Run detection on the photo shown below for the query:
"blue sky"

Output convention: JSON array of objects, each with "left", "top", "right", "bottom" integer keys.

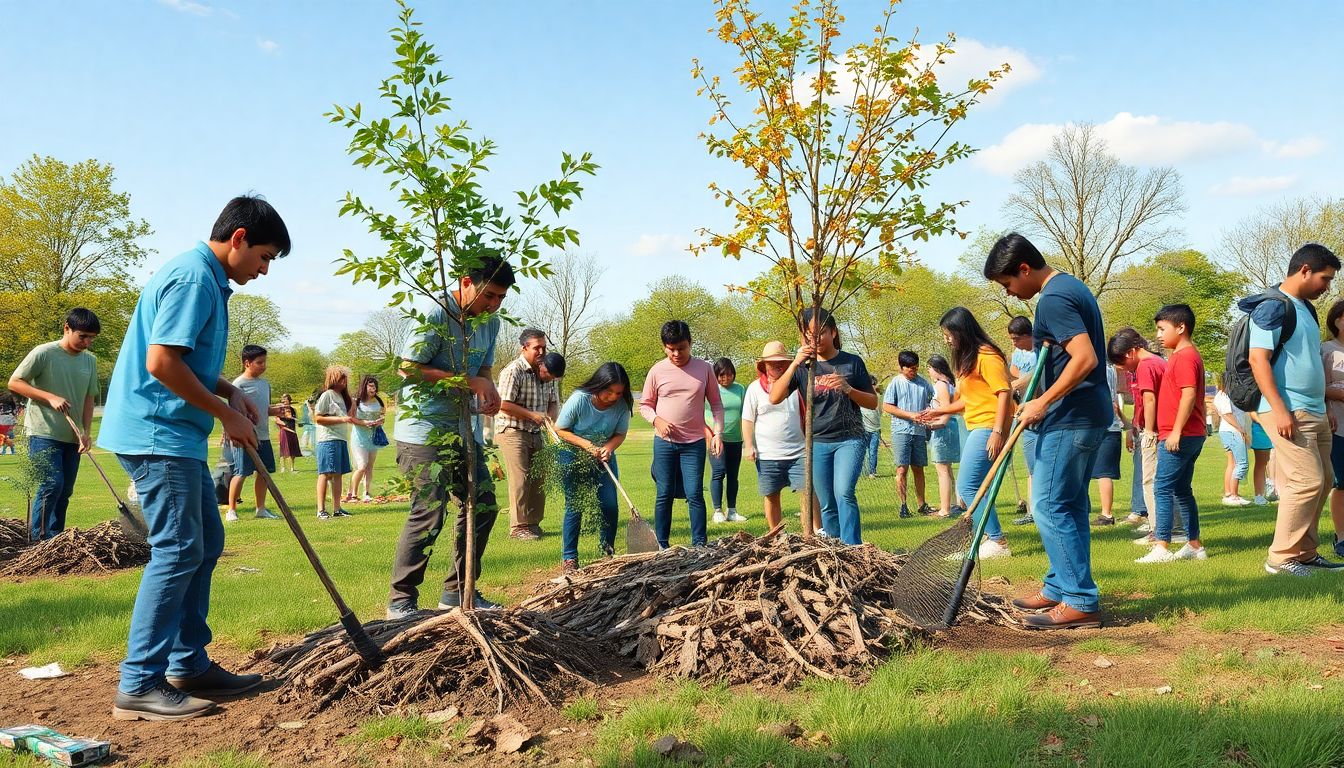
[{"left": 2, "top": 0, "right": 1341, "bottom": 351}]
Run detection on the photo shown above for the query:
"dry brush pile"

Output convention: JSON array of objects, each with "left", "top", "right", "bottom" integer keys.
[
  {"left": 0, "top": 518, "right": 28, "bottom": 561},
  {"left": 1, "top": 521, "right": 149, "bottom": 578}
]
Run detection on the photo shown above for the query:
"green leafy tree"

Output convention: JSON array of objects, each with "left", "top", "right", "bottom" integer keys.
[
  {"left": 328, "top": 330, "right": 381, "bottom": 382},
  {"left": 264, "top": 344, "right": 330, "bottom": 402},
  {"left": 1218, "top": 196, "right": 1344, "bottom": 292},
  {"left": 225, "top": 294, "right": 289, "bottom": 372},
  {"left": 691, "top": 0, "right": 1002, "bottom": 531},
  {"left": 328, "top": 1, "right": 596, "bottom": 603},
  {"left": 845, "top": 264, "right": 987, "bottom": 379}
]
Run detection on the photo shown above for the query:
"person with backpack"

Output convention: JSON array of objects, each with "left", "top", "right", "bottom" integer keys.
[{"left": 1232, "top": 243, "right": 1344, "bottom": 576}]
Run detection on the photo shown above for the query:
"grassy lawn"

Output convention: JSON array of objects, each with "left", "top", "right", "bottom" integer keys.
[{"left": 2, "top": 414, "right": 1342, "bottom": 766}]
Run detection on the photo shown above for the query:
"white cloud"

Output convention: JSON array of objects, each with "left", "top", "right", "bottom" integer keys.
[
  {"left": 628, "top": 233, "right": 679, "bottom": 258},
  {"left": 159, "top": 0, "right": 212, "bottom": 16},
  {"left": 256, "top": 39, "right": 280, "bottom": 54},
  {"left": 976, "top": 112, "right": 1323, "bottom": 175},
  {"left": 1209, "top": 175, "right": 1299, "bottom": 197}
]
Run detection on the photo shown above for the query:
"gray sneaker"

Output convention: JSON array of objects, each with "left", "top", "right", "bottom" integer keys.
[
  {"left": 1264, "top": 560, "right": 1313, "bottom": 577},
  {"left": 438, "top": 591, "right": 502, "bottom": 610},
  {"left": 1301, "top": 554, "right": 1344, "bottom": 570},
  {"left": 113, "top": 683, "right": 217, "bottom": 721},
  {"left": 254, "top": 508, "right": 280, "bottom": 520},
  {"left": 385, "top": 600, "right": 420, "bottom": 620},
  {"left": 1012, "top": 513, "right": 1035, "bottom": 526}
]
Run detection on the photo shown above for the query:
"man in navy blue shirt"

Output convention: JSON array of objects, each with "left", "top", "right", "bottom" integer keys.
[{"left": 984, "top": 233, "right": 1109, "bottom": 630}]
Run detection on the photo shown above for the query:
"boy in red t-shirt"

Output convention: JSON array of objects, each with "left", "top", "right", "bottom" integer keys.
[
  {"left": 1137, "top": 304, "right": 1208, "bottom": 563},
  {"left": 1106, "top": 328, "right": 1169, "bottom": 542}
]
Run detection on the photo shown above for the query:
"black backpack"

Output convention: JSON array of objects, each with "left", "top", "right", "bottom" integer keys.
[{"left": 1224, "top": 287, "right": 1312, "bottom": 412}]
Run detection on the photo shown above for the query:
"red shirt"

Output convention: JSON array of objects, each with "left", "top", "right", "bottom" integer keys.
[
  {"left": 1130, "top": 354, "right": 1167, "bottom": 430},
  {"left": 1156, "top": 346, "right": 1206, "bottom": 439}
]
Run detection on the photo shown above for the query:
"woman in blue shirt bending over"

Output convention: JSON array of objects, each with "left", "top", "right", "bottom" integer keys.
[{"left": 551, "top": 362, "right": 633, "bottom": 573}]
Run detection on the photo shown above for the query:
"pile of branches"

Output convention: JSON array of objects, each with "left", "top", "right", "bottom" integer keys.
[
  {"left": 0, "top": 518, "right": 28, "bottom": 561},
  {"left": 520, "top": 530, "right": 1017, "bottom": 685},
  {"left": 1, "top": 522, "right": 149, "bottom": 578},
  {"left": 264, "top": 608, "right": 605, "bottom": 715}
]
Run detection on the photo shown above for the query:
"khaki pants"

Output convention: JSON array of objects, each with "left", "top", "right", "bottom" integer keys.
[
  {"left": 497, "top": 429, "right": 546, "bottom": 531},
  {"left": 1265, "top": 410, "right": 1332, "bottom": 566},
  {"left": 1140, "top": 432, "right": 1158, "bottom": 520}
]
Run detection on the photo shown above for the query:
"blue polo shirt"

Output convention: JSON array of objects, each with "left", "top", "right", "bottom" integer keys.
[
  {"left": 1249, "top": 293, "right": 1325, "bottom": 415},
  {"left": 98, "top": 243, "right": 233, "bottom": 462},
  {"left": 883, "top": 374, "right": 934, "bottom": 437},
  {"left": 394, "top": 293, "right": 500, "bottom": 446}
]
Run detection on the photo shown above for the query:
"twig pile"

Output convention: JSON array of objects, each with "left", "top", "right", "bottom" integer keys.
[
  {"left": 520, "top": 530, "right": 1017, "bottom": 685},
  {"left": 0, "top": 518, "right": 28, "bottom": 561},
  {"left": 264, "top": 608, "right": 604, "bottom": 715},
  {"left": 1, "top": 521, "right": 149, "bottom": 578}
]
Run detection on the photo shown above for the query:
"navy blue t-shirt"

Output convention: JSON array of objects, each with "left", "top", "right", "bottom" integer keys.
[
  {"left": 786, "top": 350, "right": 874, "bottom": 442},
  {"left": 1032, "top": 272, "right": 1111, "bottom": 431}
]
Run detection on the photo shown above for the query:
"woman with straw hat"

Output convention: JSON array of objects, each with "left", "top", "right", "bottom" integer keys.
[{"left": 742, "top": 341, "right": 814, "bottom": 530}]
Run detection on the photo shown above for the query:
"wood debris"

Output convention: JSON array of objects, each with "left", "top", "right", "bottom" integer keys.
[{"left": 1, "top": 521, "right": 148, "bottom": 577}]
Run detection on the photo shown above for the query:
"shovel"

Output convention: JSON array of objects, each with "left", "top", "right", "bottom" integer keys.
[
  {"left": 542, "top": 419, "right": 659, "bottom": 554},
  {"left": 63, "top": 414, "right": 149, "bottom": 542}
]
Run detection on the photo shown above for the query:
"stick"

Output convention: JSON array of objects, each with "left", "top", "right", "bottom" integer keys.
[
  {"left": 243, "top": 442, "right": 386, "bottom": 667},
  {"left": 63, "top": 414, "right": 149, "bottom": 540}
]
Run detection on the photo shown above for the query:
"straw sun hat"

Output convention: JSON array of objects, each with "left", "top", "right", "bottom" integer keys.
[{"left": 756, "top": 341, "right": 793, "bottom": 374}]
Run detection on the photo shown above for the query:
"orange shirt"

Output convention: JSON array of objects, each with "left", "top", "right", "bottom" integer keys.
[{"left": 955, "top": 347, "right": 1014, "bottom": 430}]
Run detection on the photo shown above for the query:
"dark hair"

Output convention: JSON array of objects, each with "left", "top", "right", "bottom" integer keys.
[
  {"left": 209, "top": 195, "right": 291, "bottom": 256},
  {"left": 1327, "top": 299, "right": 1344, "bottom": 339},
  {"left": 1107, "top": 327, "right": 1150, "bottom": 364},
  {"left": 1288, "top": 243, "right": 1342, "bottom": 276},
  {"left": 799, "top": 307, "right": 842, "bottom": 350},
  {"left": 1007, "top": 315, "right": 1032, "bottom": 336},
  {"left": 1153, "top": 303, "right": 1196, "bottom": 335},
  {"left": 354, "top": 374, "right": 383, "bottom": 408},
  {"left": 712, "top": 357, "right": 736, "bottom": 378},
  {"left": 241, "top": 344, "right": 267, "bottom": 363},
  {"left": 64, "top": 307, "right": 100, "bottom": 334},
  {"left": 983, "top": 232, "right": 1046, "bottom": 279},
  {"left": 938, "top": 306, "right": 1004, "bottom": 378},
  {"left": 541, "top": 352, "right": 566, "bottom": 378},
  {"left": 897, "top": 350, "right": 919, "bottom": 369},
  {"left": 467, "top": 252, "right": 516, "bottom": 289},
  {"left": 578, "top": 362, "right": 634, "bottom": 414},
  {"left": 661, "top": 320, "right": 692, "bottom": 346},
  {"left": 928, "top": 354, "right": 955, "bottom": 383},
  {"left": 519, "top": 328, "right": 547, "bottom": 347}
]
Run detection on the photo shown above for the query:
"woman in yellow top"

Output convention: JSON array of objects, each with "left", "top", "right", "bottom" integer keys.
[{"left": 923, "top": 307, "right": 1015, "bottom": 558}]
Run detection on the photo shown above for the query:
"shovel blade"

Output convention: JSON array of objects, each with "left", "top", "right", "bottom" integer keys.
[
  {"left": 116, "top": 502, "right": 149, "bottom": 544},
  {"left": 625, "top": 512, "right": 659, "bottom": 554}
]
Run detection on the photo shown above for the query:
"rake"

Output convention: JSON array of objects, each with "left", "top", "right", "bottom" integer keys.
[
  {"left": 63, "top": 414, "right": 148, "bottom": 542},
  {"left": 542, "top": 418, "right": 658, "bottom": 554}
]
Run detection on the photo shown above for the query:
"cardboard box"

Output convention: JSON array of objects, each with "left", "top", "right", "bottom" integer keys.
[
  {"left": 0, "top": 724, "right": 58, "bottom": 750},
  {"left": 29, "top": 733, "right": 111, "bottom": 766}
]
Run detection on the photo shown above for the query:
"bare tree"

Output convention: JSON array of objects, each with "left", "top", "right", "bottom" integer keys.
[
  {"left": 516, "top": 251, "right": 604, "bottom": 362},
  {"left": 362, "top": 307, "right": 412, "bottom": 361},
  {"left": 1004, "top": 123, "right": 1185, "bottom": 297},
  {"left": 1218, "top": 196, "right": 1344, "bottom": 290}
]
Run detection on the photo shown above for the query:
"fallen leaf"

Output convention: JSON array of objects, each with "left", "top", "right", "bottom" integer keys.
[
  {"left": 1040, "top": 733, "right": 1066, "bottom": 755},
  {"left": 489, "top": 713, "right": 533, "bottom": 754},
  {"left": 1079, "top": 714, "right": 1102, "bottom": 728},
  {"left": 426, "top": 706, "right": 459, "bottom": 724}
]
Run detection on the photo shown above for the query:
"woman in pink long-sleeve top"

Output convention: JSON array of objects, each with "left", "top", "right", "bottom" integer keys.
[{"left": 639, "top": 320, "right": 724, "bottom": 547}]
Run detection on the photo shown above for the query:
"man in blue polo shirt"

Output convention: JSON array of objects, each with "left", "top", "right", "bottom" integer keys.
[
  {"left": 99, "top": 196, "right": 290, "bottom": 720},
  {"left": 985, "top": 233, "right": 1110, "bottom": 630}
]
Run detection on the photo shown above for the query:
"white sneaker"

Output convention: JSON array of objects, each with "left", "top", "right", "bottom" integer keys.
[
  {"left": 1231, "top": 496, "right": 1253, "bottom": 506},
  {"left": 361, "top": 495, "right": 374, "bottom": 503},
  {"left": 254, "top": 508, "right": 280, "bottom": 520},
  {"left": 1222, "top": 495, "right": 1242, "bottom": 507},
  {"left": 1136, "top": 546, "right": 1179, "bottom": 564},
  {"left": 1133, "top": 534, "right": 1157, "bottom": 547},
  {"left": 224, "top": 510, "right": 239, "bottom": 522},
  {"left": 712, "top": 510, "right": 726, "bottom": 524},
  {"left": 1253, "top": 495, "right": 1269, "bottom": 505},
  {"left": 1136, "top": 522, "right": 1152, "bottom": 534},
  {"left": 1175, "top": 543, "right": 1208, "bottom": 560},
  {"left": 814, "top": 528, "right": 831, "bottom": 539},
  {"left": 978, "top": 539, "right": 1012, "bottom": 559},
  {"left": 726, "top": 508, "right": 747, "bottom": 522}
]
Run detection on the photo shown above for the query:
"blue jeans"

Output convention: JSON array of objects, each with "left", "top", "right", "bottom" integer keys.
[
  {"left": 29, "top": 436, "right": 81, "bottom": 541},
  {"left": 958, "top": 429, "right": 1003, "bottom": 542},
  {"left": 1219, "top": 431, "right": 1249, "bottom": 481},
  {"left": 1130, "top": 439, "right": 1147, "bottom": 515},
  {"left": 863, "top": 431, "right": 880, "bottom": 475},
  {"left": 559, "top": 450, "right": 618, "bottom": 562},
  {"left": 1029, "top": 426, "right": 1105, "bottom": 613},
  {"left": 709, "top": 440, "right": 743, "bottom": 510},
  {"left": 115, "top": 455, "right": 224, "bottom": 695},
  {"left": 812, "top": 437, "right": 865, "bottom": 545},
  {"left": 652, "top": 437, "right": 708, "bottom": 547},
  {"left": 1155, "top": 436, "right": 1204, "bottom": 542}
]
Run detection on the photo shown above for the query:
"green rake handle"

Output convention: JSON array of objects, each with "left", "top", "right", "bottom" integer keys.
[{"left": 943, "top": 342, "right": 1052, "bottom": 627}]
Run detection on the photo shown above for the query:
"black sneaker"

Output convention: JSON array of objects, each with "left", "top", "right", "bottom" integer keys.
[
  {"left": 601, "top": 542, "right": 615, "bottom": 558},
  {"left": 333, "top": 508, "right": 352, "bottom": 517},
  {"left": 437, "top": 590, "right": 503, "bottom": 610},
  {"left": 1093, "top": 514, "right": 1115, "bottom": 527},
  {"left": 949, "top": 505, "right": 966, "bottom": 518},
  {"left": 1016, "top": 500, "right": 1029, "bottom": 515},
  {"left": 316, "top": 510, "right": 330, "bottom": 520},
  {"left": 113, "top": 683, "right": 217, "bottom": 721},
  {"left": 899, "top": 504, "right": 912, "bottom": 519},
  {"left": 1013, "top": 513, "right": 1035, "bottom": 526},
  {"left": 167, "top": 661, "right": 265, "bottom": 697},
  {"left": 1335, "top": 536, "right": 1344, "bottom": 559},
  {"left": 917, "top": 503, "right": 935, "bottom": 516},
  {"left": 1301, "top": 554, "right": 1344, "bottom": 570}
]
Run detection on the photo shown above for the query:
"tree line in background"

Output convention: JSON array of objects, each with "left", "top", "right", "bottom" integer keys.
[{"left": 4, "top": 123, "right": 1344, "bottom": 399}]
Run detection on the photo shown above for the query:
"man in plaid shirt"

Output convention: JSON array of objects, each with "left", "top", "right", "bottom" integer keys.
[{"left": 496, "top": 328, "right": 564, "bottom": 539}]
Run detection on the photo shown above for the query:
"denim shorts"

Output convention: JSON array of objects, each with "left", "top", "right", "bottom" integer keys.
[
  {"left": 756, "top": 457, "right": 805, "bottom": 496},
  {"left": 891, "top": 433, "right": 928, "bottom": 467},
  {"left": 226, "top": 440, "right": 274, "bottom": 478},
  {"left": 316, "top": 440, "right": 352, "bottom": 475},
  {"left": 1089, "top": 431, "right": 1122, "bottom": 479},
  {"left": 1250, "top": 421, "right": 1272, "bottom": 451}
]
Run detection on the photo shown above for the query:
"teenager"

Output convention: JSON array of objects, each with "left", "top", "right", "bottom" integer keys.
[
  {"left": 640, "top": 321, "right": 724, "bottom": 548},
  {"left": 883, "top": 350, "right": 935, "bottom": 518},
  {"left": 8, "top": 308, "right": 101, "bottom": 540},
  {"left": 1213, "top": 374, "right": 1252, "bottom": 506},
  {"left": 742, "top": 341, "right": 815, "bottom": 530},
  {"left": 1245, "top": 243, "right": 1344, "bottom": 575},
  {"left": 1322, "top": 299, "right": 1344, "bottom": 557},
  {"left": 1089, "top": 363, "right": 1126, "bottom": 525},
  {"left": 707, "top": 358, "right": 747, "bottom": 523},
  {"left": 348, "top": 375, "right": 387, "bottom": 503},
  {"left": 925, "top": 354, "right": 965, "bottom": 518},
  {"left": 1108, "top": 328, "right": 1171, "bottom": 545},
  {"left": 985, "top": 233, "right": 1109, "bottom": 630},
  {"left": 922, "top": 307, "right": 1014, "bottom": 557},
  {"left": 1136, "top": 304, "right": 1208, "bottom": 563},
  {"left": 98, "top": 196, "right": 289, "bottom": 720},
  {"left": 224, "top": 345, "right": 281, "bottom": 522},
  {"left": 769, "top": 310, "right": 878, "bottom": 544},
  {"left": 313, "top": 366, "right": 356, "bottom": 519}
]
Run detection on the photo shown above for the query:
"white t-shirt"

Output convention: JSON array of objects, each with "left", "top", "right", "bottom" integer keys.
[
  {"left": 741, "top": 379, "right": 804, "bottom": 460},
  {"left": 232, "top": 374, "right": 272, "bottom": 441},
  {"left": 1214, "top": 390, "right": 1248, "bottom": 436}
]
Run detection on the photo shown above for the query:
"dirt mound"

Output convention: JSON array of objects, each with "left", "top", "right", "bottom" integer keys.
[
  {"left": 0, "top": 518, "right": 27, "bottom": 561},
  {"left": 1, "top": 521, "right": 149, "bottom": 578}
]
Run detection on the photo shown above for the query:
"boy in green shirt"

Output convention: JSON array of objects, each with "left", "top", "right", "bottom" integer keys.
[{"left": 7, "top": 308, "right": 101, "bottom": 540}]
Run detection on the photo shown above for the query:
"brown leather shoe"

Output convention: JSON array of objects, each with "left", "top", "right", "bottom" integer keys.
[
  {"left": 1022, "top": 603, "right": 1102, "bottom": 630},
  {"left": 1011, "top": 592, "right": 1060, "bottom": 612}
]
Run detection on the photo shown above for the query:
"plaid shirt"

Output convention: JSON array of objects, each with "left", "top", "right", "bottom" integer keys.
[{"left": 494, "top": 355, "right": 558, "bottom": 433}]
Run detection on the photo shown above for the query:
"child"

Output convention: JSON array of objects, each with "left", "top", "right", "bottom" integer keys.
[
  {"left": 274, "top": 393, "right": 301, "bottom": 473},
  {"left": 707, "top": 358, "right": 747, "bottom": 523},
  {"left": 922, "top": 307, "right": 1014, "bottom": 559},
  {"left": 552, "top": 362, "right": 632, "bottom": 572},
  {"left": 224, "top": 345, "right": 282, "bottom": 521},
  {"left": 1136, "top": 304, "right": 1208, "bottom": 563},
  {"left": 1213, "top": 373, "right": 1252, "bottom": 506},
  {"left": 1006, "top": 315, "right": 1037, "bottom": 524},
  {"left": 313, "top": 365, "right": 357, "bottom": 520},
  {"left": 925, "top": 354, "right": 965, "bottom": 518},
  {"left": 347, "top": 375, "right": 386, "bottom": 503},
  {"left": 1107, "top": 327, "right": 1172, "bottom": 545},
  {"left": 1089, "top": 363, "right": 1126, "bottom": 525},
  {"left": 883, "top": 350, "right": 935, "bottom": 518},
  {"left": 640, "top": 321, "right": 724, "bottom": 548}
]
